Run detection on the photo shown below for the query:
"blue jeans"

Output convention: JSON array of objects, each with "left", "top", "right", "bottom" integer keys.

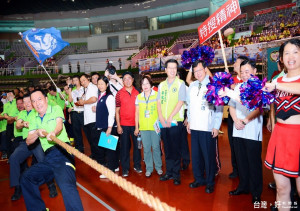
[
  {"left": 9, "top": 139, "right": 44, "bottom": 187},
  {"left": 120, "top": 126, "right": 141, "bottom": 172},
  {"left": 21, "top": 145, "right": 83, "bottom": 211},
  {"left": 140, "top": 130, "right": 162, "bottom": 173}
]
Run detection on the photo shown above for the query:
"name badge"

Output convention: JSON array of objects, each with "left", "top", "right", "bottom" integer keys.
[{"left": 145, "top": 110, "right": 150, "bottom": 118}]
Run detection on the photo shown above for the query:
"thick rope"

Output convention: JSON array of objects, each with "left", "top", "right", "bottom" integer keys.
[{"left": 42, "top": 131, "right": 176, "bottom": 211}]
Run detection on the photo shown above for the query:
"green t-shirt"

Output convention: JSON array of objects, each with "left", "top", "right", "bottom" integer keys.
[
  {"left": 29, "top": 105, "right": 70, "bottom": 151},
  {"left": 14, "top": 110, "right": 23, "bottom": 138},
  {"left": 47, "top": 93, "right": 65, "bottom": 110},
  {"left": 17, "top": 109, "right": 35, "bottom": 139},
  {"left": 0, "top": 112, "right": 7, "bottom": 133},
  {"left": 3, "top": 99, "right": 18, "bottom": 117}
]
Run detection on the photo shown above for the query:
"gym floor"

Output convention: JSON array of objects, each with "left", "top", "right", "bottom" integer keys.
[{"left": 0, "top": 121, "right": 277, "bottom": 211}]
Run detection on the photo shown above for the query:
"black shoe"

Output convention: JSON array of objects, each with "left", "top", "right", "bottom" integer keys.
[
  {"left": 181, "top": 163, "right": 189, "bottom": 171},
  {"left": 189, "top": 181, "right": 206, "bottom": 188},
  {"left": 252, "top": 196, "right": 261, "bottom": 204},
  {"left": 173, "top": 178, "right": 181, "bottom": 185},
  {"left": 205, "top": 185, "right": 214, "bottom": 193},
  {"left": 48, "top": 183, "right": 58, "bottom": 198},
  {"left": 11, "top": 186, "right": 22, "bottom": 201},
  {"left": 122, "top": 170, "right": 129, "bottom": 177},
  {"left": 160, "top": 174, "right": 173, "bottom": 181},
  {"left": 229, "top": 189, "right": 249, "bottom": 195},
  {"left": 229, "top": 172, "right": 238, "bottom": 179},
  {"left": 268, "top": 182, "right": 276, "bottom": 190}
]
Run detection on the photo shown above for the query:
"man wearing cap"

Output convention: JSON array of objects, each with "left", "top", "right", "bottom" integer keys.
[
  {"left": 1, "top": 92, "right": 8, "bottom": 104},
  {"left": 116, "top": 71, "right": 141, "bottom": 177},
  {"left": 21, "top": 89, "right": 83, "bottom": 211},
  {"left": 157, "top": 59, "right": 186, "bottom": 185}
]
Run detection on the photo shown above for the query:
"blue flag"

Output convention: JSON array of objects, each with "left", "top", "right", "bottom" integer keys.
[{"left": 20, "top": 27, "right": 69, "bottom": 65}]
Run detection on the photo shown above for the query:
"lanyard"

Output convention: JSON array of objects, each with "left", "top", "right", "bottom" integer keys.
[{"left": 144, "top": 90, "right": 152, "bottom": 110}]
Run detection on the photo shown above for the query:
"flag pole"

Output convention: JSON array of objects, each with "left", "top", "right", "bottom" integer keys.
[
  {"left": 218, "top": 30, "right": 228, "bottom": 72},
  {"left": 41, "top": 64, "right": 67, "bottom": 102}
]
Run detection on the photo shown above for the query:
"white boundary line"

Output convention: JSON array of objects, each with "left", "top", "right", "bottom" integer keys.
[{"left": 76, "top": 182, "right": 115, "bottom": 211}]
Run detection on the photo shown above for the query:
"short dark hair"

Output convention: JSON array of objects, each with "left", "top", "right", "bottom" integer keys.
[
  {"left": 140, "top": 75, "right": 153, "bottom": 89},
  {"left": 192, "top": 60, "right": 207, "bottom": 71},
  {"left": 237, "top": 55, "right": 249, "bottom": 62},
  {"left": 30, "top": 89, "right": 47, "bottom": 98},
  {"left": 240, "top": 60, "right": 256, "bottom": 69},
  {"left": 48, "top": 85, "right": 56, "bottom": 92},
  {"left": 165, "top": 59, "right": 178, "bottom": 69},
  {"left": 80, "top": 73, "right": 89, "bottom": 80},
  {"left": 23, "top": 93, "right": 30, "bottom": 99},
  {"left": 72, "top": 75, "right": 80, "bottom": 80},
  {"left": 91, "top": 72, "right": 100, "bottom": 77},
  {"left": 16, "top": 97, "right": 23, "bottom": 102}
]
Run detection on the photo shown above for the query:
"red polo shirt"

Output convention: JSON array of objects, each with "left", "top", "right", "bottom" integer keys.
[{"left": 116, "top": 86, "right": 139, "bottom": 126}]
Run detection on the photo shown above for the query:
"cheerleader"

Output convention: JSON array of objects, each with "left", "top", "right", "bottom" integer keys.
[{"left": 264, "top": 38, "right": 300, "bottom": 211}]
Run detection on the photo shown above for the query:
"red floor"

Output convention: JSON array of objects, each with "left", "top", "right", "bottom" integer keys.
[{"left": 0, "top": 121, "right": 277, "bottom": 211}]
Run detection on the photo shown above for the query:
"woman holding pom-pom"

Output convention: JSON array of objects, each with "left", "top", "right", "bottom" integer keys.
[{"left": 263, "top": 39, "right": 300, "bottom": 211}]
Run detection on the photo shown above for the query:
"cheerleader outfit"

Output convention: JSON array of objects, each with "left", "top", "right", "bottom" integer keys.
[{"left": 264, "top": 75, "right": 300, "bottom": 177}]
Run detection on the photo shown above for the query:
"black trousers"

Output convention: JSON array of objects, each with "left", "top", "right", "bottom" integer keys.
[
  {"left": 227, "top": 113, "right": 238, "bottom": 174},
  {"left": 84, "top": 122, "right": 104, "bottom": 164},
  {"left": 234, "top": 137, "right": 263, "bottom": 197},
  {"left": 71, "top": 112, "right": 85, "bottom": 153},
  {"left": 95, "top": 127, "right": 119, "bottom": 171},
  {"left": 120, "top": 126, "right": 141, "bottom": 172},
  {"left": 191, "top": 130, "right": 216, "bottom": 186},
  {"left": 180, "top": 122, "right": 190, "bottom": 166},
  {"left": 6, "top": 123, "right": 14, "bottom": 157},
  {"left": 161, "top": 122, "right": 183, "bottom": 179}
]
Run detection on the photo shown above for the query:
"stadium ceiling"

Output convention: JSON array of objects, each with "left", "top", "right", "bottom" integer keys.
[
  {"left": 211, "top": 0, "right": 269, "bottom": 7},
  {"left": 0, "top": 0, "right": 150, "bottom": 16}
]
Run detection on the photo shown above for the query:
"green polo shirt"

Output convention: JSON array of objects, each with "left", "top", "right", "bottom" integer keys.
[
  {"left": 14, "top": 110, "right": 23, "bottom": 138},
  {"left": 29, "top": 105, "right": 70, "bottom": 152},
  {"left": 3, "top": 99, "right": 18, "bottom": 117},
  {"left": 0, "top": 113, "right": 7, "bottom": 133},
  {"left": 17, "top": 109, "right": 35, "bottom": 139},
  {"left": 47, "top": 93, "right": 65, "bottom": 111}
]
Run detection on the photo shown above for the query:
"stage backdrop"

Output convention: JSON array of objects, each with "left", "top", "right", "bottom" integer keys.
[
  {"left": 267, "top": 47, "right": 280, "bottom": 80},
  {"left": 138, "top": 55, "right": 182, "bottom": 74},
  {"left": 233, "top": 43, "right": 263, "bottom": 61},
  {"left": 212, "top": 47, "right": 233, "bottom": 65}
]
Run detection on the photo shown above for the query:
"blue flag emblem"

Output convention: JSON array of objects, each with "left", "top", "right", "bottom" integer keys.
[{"left": 20, "top": 27, "right": 69, "bottom": 65}]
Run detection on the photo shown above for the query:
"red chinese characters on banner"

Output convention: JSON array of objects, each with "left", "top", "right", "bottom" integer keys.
[
  {"left": 198, "top": 0, "right": 241, "bottom": 44},
  {"left": 276, "top": 3, "right": 296, "bottom": 11},
  {"left": 254, "top": 8, "right": 272, "bottom": 16},
  {"left": 235, "top": 13, "right": 247, "bottom": 20}
]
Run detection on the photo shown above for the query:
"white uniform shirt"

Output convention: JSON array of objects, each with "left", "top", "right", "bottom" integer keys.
[
  {"left": 187, "top": 76, "right": 223, "bottom": 132},
  {"left": 83, "top": 82, "right": 98, "bottom": 125},
  {"left": 71, "top": 87, "right": 84, "bottom": 112},
  {"left": 228, "top": 83, "right": 263, "bottom": 141}
]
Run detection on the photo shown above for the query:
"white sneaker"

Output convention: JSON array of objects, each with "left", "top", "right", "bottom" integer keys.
[
  {"left": 99, "top": 174, "right": 107, "bottom": 179},
  {"left": 157, "top": 169, "right": 163, "bottom": 175},
  {"left": 115, "top": 167, "right": 119, "bottom": 172}
]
